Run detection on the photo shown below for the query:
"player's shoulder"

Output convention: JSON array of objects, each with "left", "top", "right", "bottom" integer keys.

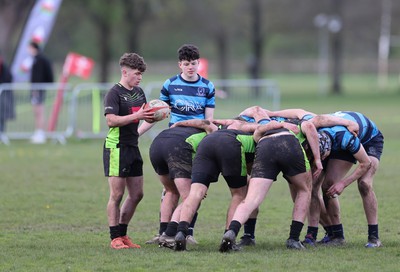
[
  {"left": 105, "top": 84, "right": 120, "bottom": 96},
  {"left": 199, "top": 76, "right": 214, "bottom": 87},
  {"left": 165, "top": 75, "right": 180, "bottom": 84}
]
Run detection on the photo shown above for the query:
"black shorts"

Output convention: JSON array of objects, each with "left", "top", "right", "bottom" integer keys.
[
  {"left": 328, "top": 132, "right": 384, "bottom": 164},
  {"left": 191, "top": 132, "right": 248, "bottom": 189},
  {"left": 251, "top": 134, "right": 308, "bottom": 180},
  {"left": 103, "top": 144, "right": 143, "bottom": 177},
  {"left": 149, "top": 136, "right": 193, "bottom": 179},
  {"left": 31, "top": 90, "right": 46, "bottom": 105}
]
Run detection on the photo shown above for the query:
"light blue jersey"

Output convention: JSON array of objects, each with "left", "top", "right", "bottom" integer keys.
[
  {"left": 329, "top": 111, "right": 380, "bottom": 143},
  {"left": 316, "top": 111, "right": 381, "bottom": 154},
  {"left": 160, "top": 74, "right": 215, "bottom": 126},
  {"left": 239, "top": 115, "right": 296, "bottom": 125}
]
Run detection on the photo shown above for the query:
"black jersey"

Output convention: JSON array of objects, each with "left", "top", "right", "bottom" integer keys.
[{"left": 104, "top": 83, "right": 147, "bottom": 147}]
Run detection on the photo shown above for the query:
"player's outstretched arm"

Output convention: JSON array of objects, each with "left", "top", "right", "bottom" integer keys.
[
  {"left": 311, "top": 114, "right": 359, "bottom": 136},
  {"left": 326, "top": 145, "right": 371, "bottom": 197},
  {"left": 301, "top": 121, "right": 323, "bottom": 180},
  {"left": 138, "top": 120, "right": 156, "bottom": 136},
  {"left": 239, "top": 106, "right": 272, "bottom": 121},
  {"left": 269, "top": 108, "right": 315, "bottom": 119},
  {"left": 253, "top": 120, "right": 284, "bottom": 142},
  {"left": 205, "top": 107, "right": 214, "bottom": 121},
  {"left": 171, "top": 119, "right": 218, "bottom": 134}
]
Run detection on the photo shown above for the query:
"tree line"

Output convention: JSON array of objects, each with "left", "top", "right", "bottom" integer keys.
[{"left": 1, "top": 0, "right": 400, "bottom": 94}]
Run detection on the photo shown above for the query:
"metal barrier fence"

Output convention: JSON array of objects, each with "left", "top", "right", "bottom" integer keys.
[
  {"left": 0, "top": 79, "right": 280, "bottom": 145},
  {"left": 0, "top": 82, "right": 73, "bottom": 145},
  {"left": 67, "top": 83, "right": 113, "bottom": 140},
  {"left": 143, "top": 79, "right": 280, "bottom": 118}
]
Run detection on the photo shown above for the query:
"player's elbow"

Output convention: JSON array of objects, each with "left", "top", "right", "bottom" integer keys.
[
  {"left": 360, "top": 159, "right": 372, "bottom": 172},
  {"left": 106, "top": 119, "right": 115, "bottom": 127},
  {"left": 300, "top": 120, "right": 311, "bottom": 130}
]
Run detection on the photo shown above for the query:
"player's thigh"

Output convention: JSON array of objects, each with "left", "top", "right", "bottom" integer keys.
[
  {"left": 183, "top": 183, "right": 208, "bottom": 211},
  {"left": 108, "top": 176, "right": 126, "bottom": 199},
  {"left": 175, "top": 178, "right": 192, "bottom": 200},
  {"left": 246, "top": 177, "right": 274, "bottom": 207},
  {"left": 287, "top": 171, "right": 312, "bottom": 193},
  {"left": 323, "top": 159, "right": 353, "bottom": 188},
  {"left": 125, "top": 176, "right": 144, "bottom": 196}
]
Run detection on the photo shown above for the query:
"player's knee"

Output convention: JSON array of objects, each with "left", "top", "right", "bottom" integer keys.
[
  {"left": 193, "top": 191, "right": 206, "bottom": 202},
  {"left": 311, "top": 187, "right": 320, "bottom": 200},
  {"left": 136, "top": 191, "right": 144, "bottom": 201},
  {"left": 357, "top": 179, "right": 373, "bottom": 197},
  {"left": 110, "top": 192, "right": 124, "bottom": 204},
  {"left": 128, "top": 190, "right": 144, "bottom": 203}
]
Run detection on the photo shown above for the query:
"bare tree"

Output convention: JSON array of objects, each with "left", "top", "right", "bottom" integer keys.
[
  {"left": 76, "top": 0, "right": 159, "bottom": 81},
  {"left": 186, "top": 1, "right": 237, "bottom": 83},
  {"left": 76, "top": 1, "right": 117, "bottom": 82},
  {"left": 378, "top": 0, "right": 392, "bottom": 90},
  {"left": 330, "top": 0, "right": 343, "bottom": 95},
  {"left": 120, "top": 0, "right": 156, "bottom": 52},
  {"left": 248, "top": 0, "right": 264, "bottom": 97}
]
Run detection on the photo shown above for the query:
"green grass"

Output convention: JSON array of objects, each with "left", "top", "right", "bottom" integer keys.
[{"left": 1, "top": 74, "right": 400, "bottom": 271}]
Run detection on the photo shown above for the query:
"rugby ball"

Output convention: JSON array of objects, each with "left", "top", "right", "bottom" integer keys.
[{"left": 145, "top": 99, "right": 170, "bottom": 122}]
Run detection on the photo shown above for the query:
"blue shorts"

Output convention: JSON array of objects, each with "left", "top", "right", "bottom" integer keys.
[{"left": 328, "top": 132, "right": 384, "bottom": 164}]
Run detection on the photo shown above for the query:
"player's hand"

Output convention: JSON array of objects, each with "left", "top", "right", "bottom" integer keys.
[
  {"left": 347, "top": 122, "right": 359, "bottom": 137},
  {"left": 282, "top": 122, "right": 299, "bottom": 134},
  {"left": 136, "top": 103, "right": 155, "bottom": 121},
  {"left": 312, "top": 160, "right": 323, "bottom": 181},
  {"left": 327, "top": 182, "right": 345, "bottom": 198}
]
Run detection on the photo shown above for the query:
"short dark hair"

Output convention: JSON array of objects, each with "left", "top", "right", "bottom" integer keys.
[
  {"left": 177, "top": 44, "right": 200, "bottom": 61},
  {"left": 119, "top": 53, "right": 146, "bottom": 72},
  {"left": 30, "top": 41, "right": 41, "bottom": 50}
]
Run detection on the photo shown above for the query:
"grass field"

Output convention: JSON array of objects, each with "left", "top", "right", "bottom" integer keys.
[{"left": 1, "top": 74, "right": 400, "bottom": 271}]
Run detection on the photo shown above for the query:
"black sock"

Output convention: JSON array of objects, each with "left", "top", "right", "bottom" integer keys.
[
  {"left": 165, "top": 221, "right": 178, "bottom": 236},
  {"left": 228, "top": 220, "right": 242, "bottom": 236},
  {"left": 119, "top": 224, "right": 128, "bottom": 237},
  {"left": 307, "top": 226, "right": 319, "bottom": 240},
  {"left": 332, "top": 224, "right": 345, "bottom": 239},
  {"left": 159, "top": 222, "right": 168, "bottom": 235},
  {"left": 110, "top": 225, "right": 120, "bottom": 240},
  {"left": 243, "top": 218, "right": 257, "bottom": 239},
  {"left": 177, "top": 221, "right": 190, "bottom": 236},
  {"left": 188, "top": 212, "right": 198, "bottom": 236},
  {"left": 324, "top": 225, "right": 334, "bottom": 237},
  {"left": 368, "top": 224, "right": 379, "bottom": 239},
  {"left": 289, "top": 220, "right": 304, "bottom": 241}
]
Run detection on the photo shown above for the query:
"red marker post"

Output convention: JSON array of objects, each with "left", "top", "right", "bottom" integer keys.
[{"left": 48, "top": 53, "right": 94, "bottom": 131}]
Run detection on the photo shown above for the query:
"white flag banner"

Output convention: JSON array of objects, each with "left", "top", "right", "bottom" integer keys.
[{"left": 11, "top": 0, "right": 63, "bottom": 83}]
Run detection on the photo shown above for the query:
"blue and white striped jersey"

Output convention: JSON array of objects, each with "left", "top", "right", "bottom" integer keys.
[
  {"left": 239, "top": 115, "right": 295, "bottom": 124},
  {"left": 318, "top": 111, "right": 380, "bottom": 154},
  {"left": 160, "top": 74, "right": 215, "bottom": 126}
]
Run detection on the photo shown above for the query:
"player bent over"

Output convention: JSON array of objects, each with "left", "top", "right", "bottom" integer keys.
[
  {"left": 149, "top": 120, "right": 217, "bottom": 248},
  {"left": 220, "top": 119, "right": 322, "bottom": 251}
]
